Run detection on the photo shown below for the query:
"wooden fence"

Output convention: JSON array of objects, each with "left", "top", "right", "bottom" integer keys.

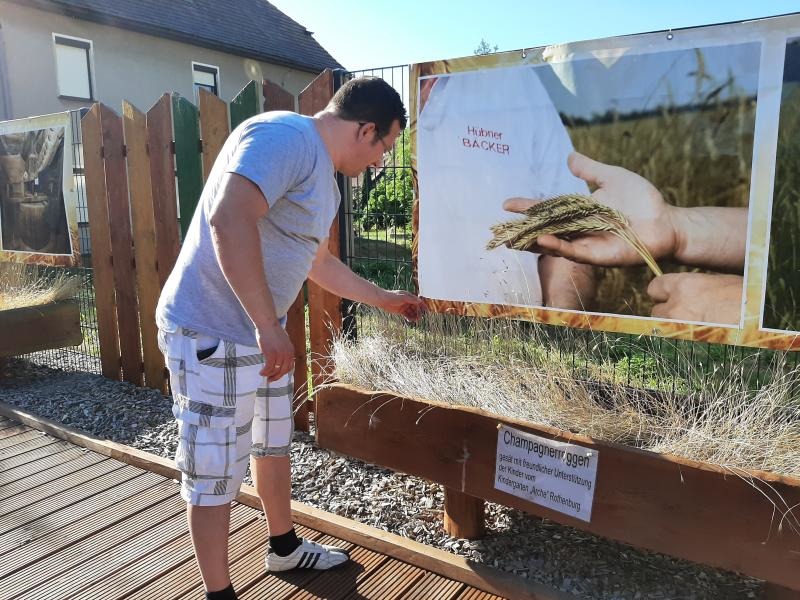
[{"left": 82, "top": 74, "right": 342, "bottom": 431}]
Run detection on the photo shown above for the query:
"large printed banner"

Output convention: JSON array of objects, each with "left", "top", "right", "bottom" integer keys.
[
  {"left": 0, "top": 112, "right": 79, "bottom": 266},
  {"left": 412, "top": 14, "right": 800, "bottom": 350}
]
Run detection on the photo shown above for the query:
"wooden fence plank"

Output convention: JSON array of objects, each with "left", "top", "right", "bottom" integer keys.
[
  {"left": 146, "top": 95, "right": 180, "bottom": 288},
  {"left": 263, "top": 79, "right": 295, "bottom": 112},
  {"left": 317, "top": 383, "right": 800, "bottom": 592},
  {"left": 261, "top": 76, "right": 309, "bottom": 430},
  {"left": 81, "top": 105, "right": 121, "bottom": 381},
  {"left": 299, "top": 69, "right": 341, "bottom": 395},
  {"left": 123, "top": 101, "right": 166, "bottom": 392},
  {"left": 99, "top": 104, "right": 142, "bottom": 386},
  {"left": 230, "top": 80, "right": 260, "bottom": 130},
  {"left": 286, "top": 291, "right": 310, "bottom": 429},
  {"left": 172, "top": 94, "right": 203, "bottom": 239},
  {"left": 198, "top": 88, "right": 229, "bottom": 182}
]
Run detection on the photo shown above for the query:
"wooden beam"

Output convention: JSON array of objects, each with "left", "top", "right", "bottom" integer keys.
[
  {"left": 0, "top": 300, "right": 81, "bottom": 357},
  {"left": 0, "top": 400, "right": 570, "bottom": 600},
  {"left": 764, "top": 583, "right": 800, "bottom": 600},
  {"left": 316, "top": 383, "right": 800, "bottom": 591}
]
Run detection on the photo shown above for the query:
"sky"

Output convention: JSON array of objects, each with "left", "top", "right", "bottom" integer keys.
[{"left": 269, "top": 0, "right": 800, "bottom": 72}]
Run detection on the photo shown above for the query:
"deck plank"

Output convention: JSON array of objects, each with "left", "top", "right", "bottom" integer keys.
[
  {"left": 18, "top": 509, "right": 193, "bottom": 600},
  {"left": 0, "top": 470, "right": 162, "bottom": 556},
  {"left": 0, "top": 423, "right": 32, "bottom": 440},
  {"left": 1, "top": 439, "right": 76, "bottom": 469},
  {"left": 0, "top": 488, "right": 183, "bottom": 598},
  {"left": 286, "top": 546, "right": 390, "bottom": 600},
  {"left": 399, "top": 571, "right": 466, "bottom": 599},
  {"left": 343, "top": 557, "right": 427, "bottom": 599},
  {"left": 0, "top": 430, "right": 56, "bottom": 457},
  {"left": 0, "top": 451, "right": 106, "bottom": 502},
  {"left": 0, "top": 459, "right": 126, "bottom": 525},
  {"left": 0, "top": 445, "right": 94, "bottom": 486}
]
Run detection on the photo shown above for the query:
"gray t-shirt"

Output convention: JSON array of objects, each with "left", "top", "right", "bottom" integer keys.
[{"left": 156, "top": 111, "right": 340, "bottom": 346}]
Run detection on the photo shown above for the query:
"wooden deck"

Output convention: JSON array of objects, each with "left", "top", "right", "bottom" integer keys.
[{"left": 0, "top": 410, "right": 565, "bottom": 600}]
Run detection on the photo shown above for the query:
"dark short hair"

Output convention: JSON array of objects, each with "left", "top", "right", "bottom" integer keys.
[{"left": 328, "top": 76, "right": 407, "bottom": 138}]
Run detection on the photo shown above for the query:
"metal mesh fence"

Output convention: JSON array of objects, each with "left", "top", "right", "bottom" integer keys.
[
  {"left": 21, "top": 109, "right": 101, "bottom": 374},
  {"left": 342, "top": 65, "right": 799, "bottom": 394}
]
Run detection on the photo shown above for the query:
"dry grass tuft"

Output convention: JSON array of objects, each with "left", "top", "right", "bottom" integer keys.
[
  {"left": 329, "top": 308, "right": 800, "bottom": 480},
  {"left": 487, "top": 194, "right": 663, "bottom": 277},
  {"left": 0, "top": 262, "right": 80, "bottom": 311}
]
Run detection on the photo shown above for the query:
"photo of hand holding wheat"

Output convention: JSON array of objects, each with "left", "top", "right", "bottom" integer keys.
[{"left": 487, "top": 193, "right": 664, "bottom": 277}]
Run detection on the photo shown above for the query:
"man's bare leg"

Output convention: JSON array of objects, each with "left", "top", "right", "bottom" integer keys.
[
  {"left": 251, "top": 455, "right": 292, "bottom": 535},
  {"left": 188, "top": 503, "right": 232, "bottom": 592}
]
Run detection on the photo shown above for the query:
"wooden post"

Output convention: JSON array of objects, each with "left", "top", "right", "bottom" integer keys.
[
  {"left": 230, "top": 80, "right": 261, "bottom": 131},
  {"left": 172, "top": 94, "right": 203, "bottom": 239},
  {"left": 261, "top": 77, "right": 310, "bottom": 431},
  {"left": 99, "top": 104, "right": 143, "bottom": 386},
  {"left": 299, "top": 69, "right": 341, "bottom": 399},
  {"left": 198, "top": 89, "right": 229, "bottom": 182},
  {"left": 81, "top": 105, "right": 121, "bottom": 381},
  {"left": 122, "top": 101, "right": 167, "bottom": 393},
  {"left": 444, "top": 488, "right": 486, "bottom": 540},
  {"left": 263, "top": 79, "right": 296, "bottom": 112},
  {"left": 146, "top": 95, "right": 180, "bottom": 289}
]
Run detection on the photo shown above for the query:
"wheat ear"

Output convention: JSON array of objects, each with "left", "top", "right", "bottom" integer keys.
[{"left": 487, "top": 194, "right": 663, "bottom": 277}]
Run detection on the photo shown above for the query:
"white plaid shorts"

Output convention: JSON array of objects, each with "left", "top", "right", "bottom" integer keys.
[{"left": 158, "top": 326, "right": 294, "bottom": 506}]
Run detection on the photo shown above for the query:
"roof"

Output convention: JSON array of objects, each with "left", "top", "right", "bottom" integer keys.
[{"left": 13, "top": 0, "right": 344, "bottom": 73}]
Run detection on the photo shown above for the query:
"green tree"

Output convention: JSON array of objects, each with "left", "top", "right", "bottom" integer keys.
[
  {"left": 474, "top": 38, "right": 499, "bottom": 55},
  {"left": 361, "top": 135, "right": 414, "bottom": 230}
]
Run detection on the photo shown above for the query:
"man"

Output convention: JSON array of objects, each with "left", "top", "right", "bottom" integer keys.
[{"left": 156, "top": 76, "right": 424, "bottom": 600}]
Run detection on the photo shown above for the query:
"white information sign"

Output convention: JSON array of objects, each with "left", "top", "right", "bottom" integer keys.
[{"left": 495, "top": 424, "right": 598, "bottom": 522}]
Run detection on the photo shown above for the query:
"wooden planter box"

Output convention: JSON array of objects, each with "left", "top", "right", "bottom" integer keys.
[
  {"left": 0, "top": 299, "right": 82, "bottom": 357},
  {"left": 317, "top": 383, "right": 800, "bottom": 592}
]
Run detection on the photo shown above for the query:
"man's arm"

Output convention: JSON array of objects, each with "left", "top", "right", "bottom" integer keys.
[
  {"left": 308, "top": 241, "right": 424, "bottom": 321},
  {"left": 208, "top": 172, "right": 294, "bottom": 381},
  {"left": 670, "top": 207, "right": 747, "bottom": 273}
]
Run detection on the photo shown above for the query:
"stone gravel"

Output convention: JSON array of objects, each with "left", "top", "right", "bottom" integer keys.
[{"left": 0, "top": 357, "right": 763, "bottom": 600}]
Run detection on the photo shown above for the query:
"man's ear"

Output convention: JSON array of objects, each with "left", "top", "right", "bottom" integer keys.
[{"left": 359, "top": 121, "right": 376, "bottom": 140}]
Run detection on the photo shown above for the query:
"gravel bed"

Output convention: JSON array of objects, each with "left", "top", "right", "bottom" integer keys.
[{"left": 0, "top": 358, "right": 763, "bottom": 600}]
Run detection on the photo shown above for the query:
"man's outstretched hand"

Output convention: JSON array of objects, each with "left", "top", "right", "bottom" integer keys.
[{"left": 377, "top": 289, "right": 426, "bottom": 322}]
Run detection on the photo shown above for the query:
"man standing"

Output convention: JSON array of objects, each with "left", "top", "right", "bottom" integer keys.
[{"left": 156, "top": 76, "right": 424, "bottom": 600}]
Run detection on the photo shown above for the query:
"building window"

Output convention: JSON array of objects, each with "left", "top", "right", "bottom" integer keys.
[
  {"left": 192, "top": 63, "right": 219, "bottom": 100},
  {"left": 54, "top": 34, "right": 94, "bottom": 101}
]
